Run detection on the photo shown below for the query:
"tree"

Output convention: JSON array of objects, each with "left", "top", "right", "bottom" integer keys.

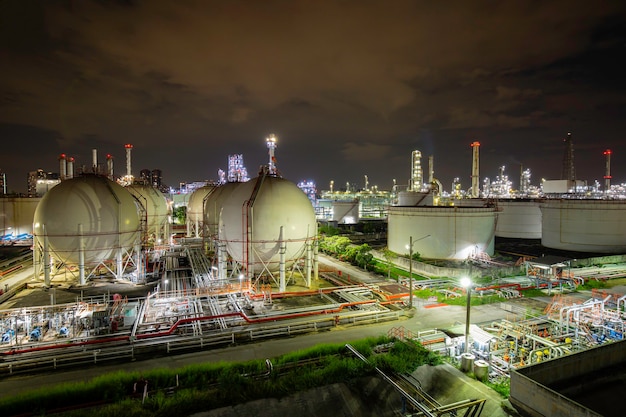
[
  {"left": 355, "top": 244, "right": 374, "bottom": 270},
  {"left": 172, "top": 206, "right": 186, "bottom": 225},
  {"left": 342, "top": 245, "right": 358, "bottom": 263},
  {"left": 382, "top": 248, "right": 397, "bottom": 280},
  {"left": 319, "top": 235, "right": 351, "bottom": 256},
  {"left": 319, "top": 224, "right": 341, "bottom": 236}
]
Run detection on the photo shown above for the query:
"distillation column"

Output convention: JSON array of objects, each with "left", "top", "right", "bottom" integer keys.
[{"left": 410, "top": 150, "right": 422, "bottom": 191}]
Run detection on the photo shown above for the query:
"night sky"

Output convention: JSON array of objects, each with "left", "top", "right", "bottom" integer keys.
[{"left": 2, "top": 1, "right": 626, "bottom": 194}]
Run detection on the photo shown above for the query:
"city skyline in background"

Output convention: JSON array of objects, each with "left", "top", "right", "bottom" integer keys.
[{"left": 2, "top": 1, "right": 626, "bottom": 194}]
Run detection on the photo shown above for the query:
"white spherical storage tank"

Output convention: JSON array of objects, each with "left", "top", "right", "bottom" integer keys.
[
  {"left": 33, "top": 175, "right": 141, "bottom": 265},
  {"left": 388, "top": 206, "right": 498, "bottom": 260},
  {"left": 540, "top": 199, "right": 626, "bottom": 253},
  {"left": 186, "top": 185, "right": 216, "bottom": 237},
  {"left": 126, "top": 184, "right": 170, "bottom": 242},
  {"left": 495, "top": 199, "right": 542, "bottom": 239},
  {"left": 219, "top": 175, "right": 317, "bottom": 273},
  {"left": 203, "top": 182, "right": 242, "bottom": 237}
]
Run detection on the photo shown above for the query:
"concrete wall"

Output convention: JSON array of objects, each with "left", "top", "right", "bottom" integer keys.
[
  {"left": 510, "top": 340, "right": 626, "bottom": 417},
  {"left": 572, "top": 254, "right": 626, "bottom": 267},
  {"left": 371, "top": 249, "right": 524, "bottom": 280},
  {"left": 371, "top": 249, "right": 471, "bottom": 279}
]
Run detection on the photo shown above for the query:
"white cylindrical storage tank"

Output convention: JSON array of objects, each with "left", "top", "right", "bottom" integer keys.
[
  {"left": 0, "top": 197, "right": 40, "bottom": 238},
  {"left": 203, "top": 182, "right": 242, "bottom": 237},
  {"left": 396, "top": 191, "right": 433, "bottom": 206},
  {"left": 388, "top": 206, "right": 497, "bottom": 260},
  {"left": 454, "top": 199, "right": 488, "bottom": 208},
  {"left": 540, "top": 199, "right": 626, "bottom": 253},
  {"left": 219, "top": 175, "right": 317, "bottom": 273},
  {"left": 33, "top": 175, "right": 141, "bottom": 265},
  {"left": 331, "top": 200, "right": 359, "bottom": 224},
  {"left": 186, "top": 185, "right": 216, "bottom": 237},
  {"left": 495, "top": 199, "right": 542, "bottom": 239},
  {"left": 127, "top": 184, "right": 170, "bottom": 243}
]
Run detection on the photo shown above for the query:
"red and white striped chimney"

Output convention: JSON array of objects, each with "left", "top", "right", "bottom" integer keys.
[
  {"left": 125, "top": 143, "right": 133, "bottom": 178},
  {"left": 58, "top": 153, "right": 67, "bottom": 180},
  {"left": 106, "top": 154, "right": 114, "bottom": 180},
  {"left": 471, "top": 141, "right": 480, "bottom": 198}
]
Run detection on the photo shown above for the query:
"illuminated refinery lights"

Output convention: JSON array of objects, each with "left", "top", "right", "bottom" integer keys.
[{"left": 266, "top": 133, "right": 278, "bottom": 175}]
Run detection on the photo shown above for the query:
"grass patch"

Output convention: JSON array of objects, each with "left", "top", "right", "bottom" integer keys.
[
  {"left": 0, "top": 336, "right": 441, "bottom": 417},
  {"left": 520, "top": 288, "right": 547, "bottom": 297},
  {"left": 414, "top": 288, "right": 504, "bottom": 306},
  {"left": 371, "top": 260, "right": 429, "bottom": 281},
  {"left": 580, "top": 279, "right": 608, "bottom": 290},
  {"left": 484, "top": 377, "right": 510, "bottom": 398}
]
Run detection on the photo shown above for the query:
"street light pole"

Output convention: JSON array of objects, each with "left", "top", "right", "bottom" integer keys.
[
  {"left": 406, "top": 234, "right": 431, "bottom": 309},
  {"left": 409, "top": 236, "right": 413, "bottom": 309},
  {"left": 465, "top": 285, "right": 471, "bottom": 354},
  {"left": 460, "top": 276, "right": 472, "bottom": 354}
]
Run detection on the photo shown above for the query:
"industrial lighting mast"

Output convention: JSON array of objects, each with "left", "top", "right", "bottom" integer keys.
[{"left": 266, "top": 134, "right": 277, "bottom": 175}]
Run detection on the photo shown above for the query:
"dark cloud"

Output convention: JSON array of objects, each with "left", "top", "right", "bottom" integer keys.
[{"left": 1, "top": 0, "right": 626, "bottom": 193}]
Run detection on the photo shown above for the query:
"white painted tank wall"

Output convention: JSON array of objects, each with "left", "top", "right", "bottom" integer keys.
[
  {"left": 454, "top": 199, "right": 488, "bottom": 208},
  {"left": 127, "top": 184, "right": 170, "bottom": 240},
  {"left": 203, "top": 182, "right": 242, "bottom": 237},
  {"left": 33, "top": 175, "right": 141, "bottom": 264},
  {"left": 397, "top": 191, "right": 434, "bottom": 206},
  {"left": 388, "top": 206, "right": 497, "bottom": 260},
  {"left": 331, "top": 200, "right": 359, "bottom": 224},
  {"left": 220, "top": 176, "right": 317, "bottom": 273},
  {"left": 495, "top": 200, "right": 542, "bottom": 239},
  {"left": 0, "top": 197, "right": 40, "bottom": 236},
  {"left": 186, "top": 185, "right": 216, "bottom": 234},
  {"left": 540, "top": 199, "right": 626, "bottom": 253}
]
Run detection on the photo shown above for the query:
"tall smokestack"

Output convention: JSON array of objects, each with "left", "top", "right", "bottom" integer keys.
[
  {"left": 561, "top": 132, "right": 576, "bottom": 182},
  {"left": 59, "top": 154, "right": 67, "bottom": 180},
  {"left": 428, "top": 155, "right": 434, "bottom": 184},
  {"left": 604, "top": 149, "right": 612, "bottom": 194},
  {"left": 67, "top": 157, "right": 75, "bottom": 179},
  {"left": 106, "top": 154, "right": 114, "bottom": 180},
  {"left": 125, "top": 143, "right": 133, "bottom": 177},
  {"left": 92, "top": 149, "right": 98, "bottom": 173},
  {"left": 471, "top": 141, "right": 480, "bottom": 198}
]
